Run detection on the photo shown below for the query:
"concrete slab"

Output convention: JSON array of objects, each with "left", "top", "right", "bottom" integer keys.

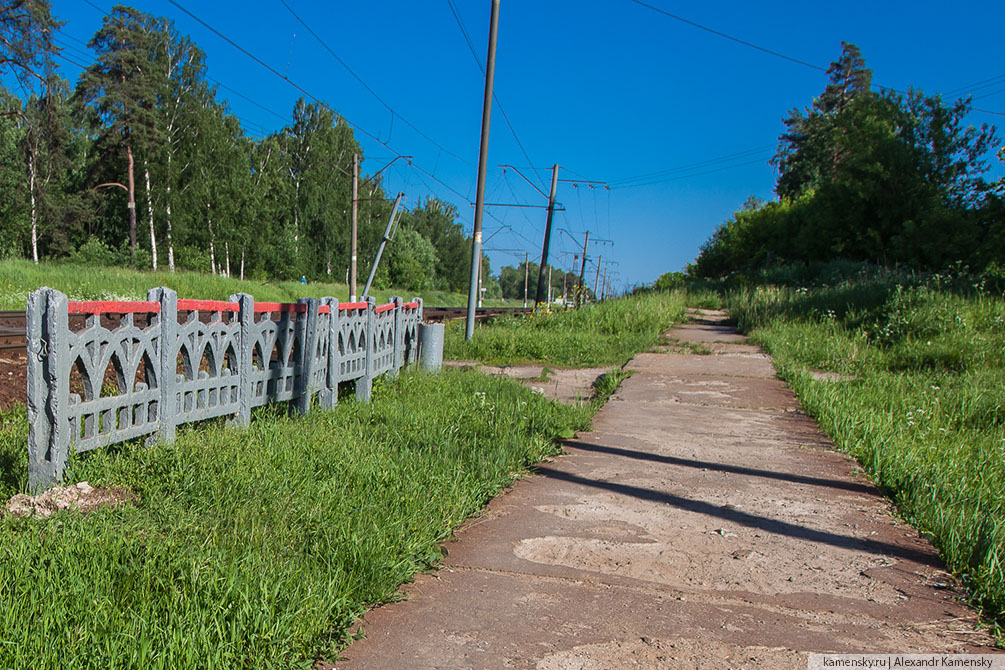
[
  {"left": 329, "top": 309, "right": 999, "bottom": 669},
  {"left": 666, "top": 324, "right": 748, "bottom": 343},
  {"left": 628, "top": 352, "right": 778, "bottom": 379}
]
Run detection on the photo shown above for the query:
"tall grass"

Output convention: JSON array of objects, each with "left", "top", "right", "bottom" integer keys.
[
  {"left": 444, "top": 292, "right": 687, "bottom": 367},
  {"left": 0, "top": 369, "right": 599, "bottom": 668},
  {"left": 0, "top": 258, "right": 502, "bottom": 309},
  {"left": 724, "top": 276, "right": 1005, "bottom": 631}
]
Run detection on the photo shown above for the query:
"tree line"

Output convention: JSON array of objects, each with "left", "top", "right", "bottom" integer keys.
[
  {"left": 690, "top": 43, "right": 1004, "bottom": 280},
  {"left": 0, "top": 1, "right": 511, "bottom": 294}
]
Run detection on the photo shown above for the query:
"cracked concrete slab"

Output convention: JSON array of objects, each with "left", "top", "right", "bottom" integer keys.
[{"left": 329, "top": 309, "right": 1000, "bottom": 669}]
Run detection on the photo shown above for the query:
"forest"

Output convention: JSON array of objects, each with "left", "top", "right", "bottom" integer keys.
[
  {"left": 0, "top": 1, "right": 567, "bottom": 299},
  {"left": 689, "top": 43, "right": 1004, "bottom": 281}
]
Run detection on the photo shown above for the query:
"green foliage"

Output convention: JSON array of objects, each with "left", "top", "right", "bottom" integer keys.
[
  {"left": 0, "top": 370, "right": 596, "bottom": 667},
  {"left": 721, "top": 276, "right": 1005, "bottom": 630},
  {"left": 444, "top": 292, "right": 687, "bottom": 367},
  {"left": 0, "top": 10, "right": 490, "bottom": 297},
  {"left": 692, "top": 44, "right": 1001, "bottom": 279}
]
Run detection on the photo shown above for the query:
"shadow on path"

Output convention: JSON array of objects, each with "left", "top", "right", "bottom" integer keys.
[
  {"left": 534, "top": 465, "right": 941, "bottom": 567},
  {"left": 565, "top": 439, "right": 877, "bottom": 495}
]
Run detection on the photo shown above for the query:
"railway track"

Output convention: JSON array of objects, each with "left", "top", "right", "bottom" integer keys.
[
  {"left": 0, "top": 310, "right": 23, "bottom": 352},
  {"left": 0, "top": 305, "right": 531, "bottom": 353}
]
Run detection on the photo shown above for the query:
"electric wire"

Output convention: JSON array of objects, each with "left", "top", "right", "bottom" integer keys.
[
  {"left": 609, "top": 144, "right": 775, "bottom": 186},
  {"left": 445, "top": 0, "right": 548, "bottom": 192},
  {"left": 613, "top": 156, "right": 770, "bottom": 189},
  {"left": 625, "top": 0, "right": 826, "bottom": 72},
  {"left": 277, "top": 0, "right": 475, "bottom": 169}
]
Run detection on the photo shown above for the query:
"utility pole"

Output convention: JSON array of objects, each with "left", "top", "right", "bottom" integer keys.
[
  {"left": 594, "top": 255, "right": 602, "bottom": 299},
  {"left": 523, "top": 251, "right": 529, "bottom": 308},
  {"left": 547, "top": 264, "right": 553, "bottom": 306},
  {"left": 534, "top": 164, "right": 559, "bottom": 307},
  {"left": 601, "top": 267, "right": 608, "bottom": 301},
  {"left": 465, "top": 0, "right": 500, "bottom": 340},
  {"left": 350, "top": 152, "right": 359, "bottom": 301},
  {"left": 577, "top": 231, "right": 589, "bottom": 308}
]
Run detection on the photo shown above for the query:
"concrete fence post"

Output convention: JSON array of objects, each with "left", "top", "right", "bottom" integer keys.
[
  {"left": 318, "top": 297, "right": 337, "bottom": 410},
  {"left": 46, "top": 290, "right": 71, "bottom": 489},
  {"left": 230, "top": 292, "right": 254, "bottom": 427},
  {"left": 413, "top": 297, "right": 424, "bottom": 365},
  {"left": 26, "top": 287, "right": 58, "bottom": 491},
  {"left": 148, "top": 287, "right": 178, "bottom": 445},
  {"left": 294, "top": 297, "right": 319, "bottom": 416},
  {"left": 390, "top": 295, "right": 403, "bottom": 374},
  {"left": 356, "top": 296, "right": 376, "bottom": 402}
]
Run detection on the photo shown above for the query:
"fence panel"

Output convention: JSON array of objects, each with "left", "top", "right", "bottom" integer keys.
[{"left": 25, "top": 286, "right": 424, "bottom": 491}]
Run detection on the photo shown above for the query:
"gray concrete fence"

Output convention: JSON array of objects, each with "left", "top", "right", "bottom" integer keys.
[{"left": 26, "top": 287, "right": 423, "bottom": 492}]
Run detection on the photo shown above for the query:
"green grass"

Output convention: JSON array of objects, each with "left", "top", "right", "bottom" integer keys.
[
  {"left": 722, "top": 277, "right": 1005, "bottom": 634},
  {"left": 0, "top": 369, "right": 609, "bottom": 669},
  {"left": 443, "top": 292, "right": 688, "bottom": 367},
  {"left": 0, "top": 258, "right": 505, "bottom": 309}
]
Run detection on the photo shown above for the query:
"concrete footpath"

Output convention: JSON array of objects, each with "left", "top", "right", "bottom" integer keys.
[{"left": 333, "top": 310, "right": 999, "bottom": 669}]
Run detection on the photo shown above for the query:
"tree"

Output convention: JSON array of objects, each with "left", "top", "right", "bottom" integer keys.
[
  {"left": 0, "top": 0, "right": 60, "bottom": 94},
  {"left": 76, "top": 5, "right": 161, "bottom": 258},
  {"left": 773, "top": 42, "right": 874, "bottom": 199},
  {"left": 1, "top": 0, "right": 63, "bottom": 262}
]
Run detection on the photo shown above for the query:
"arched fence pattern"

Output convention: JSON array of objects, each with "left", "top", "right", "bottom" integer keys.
[{"left": 26, "top": 287, "right": 422, "bottom": 491}]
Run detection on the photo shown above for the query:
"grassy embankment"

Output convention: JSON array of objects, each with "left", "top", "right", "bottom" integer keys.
[
  {"left": 0, "top": 258, "right": 505, "bottom": 309},
  {"left": 444, "top": 291, "right": 688, "bottom": 367},
  {"left": 0, "top": 369, "right": 616, "bottom": 668},
  {"left": 720, "top": 274, "right": 1005, "bottom": 632}
]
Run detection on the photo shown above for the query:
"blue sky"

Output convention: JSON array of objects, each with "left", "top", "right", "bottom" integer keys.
[{"left": 47, "top": 0, "right": 1005, "bottom": 290}]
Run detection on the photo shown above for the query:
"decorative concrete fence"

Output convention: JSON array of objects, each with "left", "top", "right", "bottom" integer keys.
[{"left": 26, "top": 287, "right": 422, "bottom": 491}]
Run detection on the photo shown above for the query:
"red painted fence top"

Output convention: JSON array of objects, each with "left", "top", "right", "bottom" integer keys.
[
  {"left": 68, "top": 300, "right": 161, "bottom": 315},
  {"left": 253, "top": 302, "right": 308, "bottom": 314},
  {"left": 65, "top": 298, "right": 406, "bottom": 317},
  {"left": 177, "top": 299, "right": 239, "bottom": 313}
]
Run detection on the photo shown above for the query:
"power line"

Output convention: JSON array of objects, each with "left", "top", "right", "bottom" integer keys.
[
  {"left": 277, "top": 0, "right": 475, "bottom": 169},
  {"left": 610, "top": 143, "right": 776, "bottom": 186},
  {"left": 166, "top": 0, "right": 394, "bottom": 151},
  {"left": 207, "top": 76, "right": 289, "bottom": 124},
  {"left": 975, "top": 87, "right": 1005, "bottom": 101},
  {"left": 946, "top": 73, "right": 1005, "bottom": 97},
  {"left": 445, "top": 0, "right": 548, "bottom": 192},
  {"left": 52, "top": 51, "right": 91, "bottom": 71},
  {"left": 613, "top": 156, "right": 770, "bottom": 189},
  {"left": 625, "top": 0, "right": 826, "bottom": 73}
]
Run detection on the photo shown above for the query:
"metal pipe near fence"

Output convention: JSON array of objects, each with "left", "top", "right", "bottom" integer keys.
[{"left": 25, "top": 287, "right": 425, "bottom": 492}]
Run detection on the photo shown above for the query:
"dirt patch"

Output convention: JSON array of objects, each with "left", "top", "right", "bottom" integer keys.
[
  {"left": 0, "top": 351, "right": 27, "bottom": 410},
  {"left": 5, "top": 481, "right": 136, "bottom": 519}
]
